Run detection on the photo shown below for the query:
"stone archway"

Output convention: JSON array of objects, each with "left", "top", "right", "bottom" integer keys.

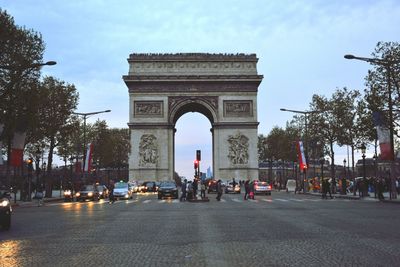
[{"left": 123, "top": 53, "right": 263, "bottom": 181}]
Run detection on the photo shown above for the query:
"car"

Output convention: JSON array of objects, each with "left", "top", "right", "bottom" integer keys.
[
  {"left": 0, "top": 188, "right": 12, "bottom": 230},
  {"left": 129, "top": 181, "right": 140, "bottom": 193},
  {"left": 207, "top": 180, "right": 218, "bottom": 193},
  {"left": 140, "top": 181, "right": 158, "bottom": 193},
  {"left": 253, "top": 181, "right": 272, "bottom": 195},
  {"left": 157, "top": 181, "right": 179, "bottom": 199},
  {"left": 63, "top": 189, "right": 74, "bottom": 201},
  {"left": 286, "top": 179, "right": 296, "bottom": 193},
  {"left": 96, "top": 184, "right": 109, "bottom": 199},
  {"left": 75, "top": 185, "right": 100, "bottom": 202},
  {"left": 225, "top": 181, "right": 241, "bottom": 194},
  {"left": 113, "top": 182, "right": 132, "bottom": 200}
]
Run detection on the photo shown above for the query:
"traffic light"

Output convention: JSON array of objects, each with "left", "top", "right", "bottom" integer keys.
[
  {"left": 194, "top": 160, "right": 198, "bottom": 169},
  {"left": 26, "top": 158, "right": 33, "bottom": 171},
  {"left": 196, "top": 150, "right": 201, "bottom": 161}
]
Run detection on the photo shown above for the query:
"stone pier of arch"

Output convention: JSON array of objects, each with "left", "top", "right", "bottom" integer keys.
[{"left": 123, "top": 53, "right": 263, "bottom": 181}]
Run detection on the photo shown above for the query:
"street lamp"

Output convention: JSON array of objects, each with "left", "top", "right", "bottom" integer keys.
[
  {"left": 373, "top": 154, "right": 378, "bottom": 198},
  {"left": 361, "top": 143, "right": 367, "bottom": 198},
  {"left": 280, "top": 108, "right": 316, "bottom": 193},
  {"left": 0, "top": 61, "right": 57, "bottom": 70},
  {"left": 320, "top": 156, "right": 325, "bottom": 193},
  {"left": 345, "top": 54, "right": 399, "bottom": 199},
  {"left": 73, "top": 110, "right": 111, "bottom": 176},
  {"left": 35, "top": 148, "right": 41, "bottom": 188}
]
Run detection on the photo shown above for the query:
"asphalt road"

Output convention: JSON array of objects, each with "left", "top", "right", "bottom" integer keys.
[{"left": 1, "top": 191, "right": 400, "bottom": 267}]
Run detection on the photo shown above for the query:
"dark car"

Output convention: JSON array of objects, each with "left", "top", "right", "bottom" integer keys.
[
  {"left": 158, "top": 181, "right": 179, "bottom": 199},
  {"left": 75, "top": 185, "right": 100, "bottom": 201},
  {"left": 96, "top": 184, "right": 109, "bottom": 199},
  {"left": 207, "top": 180, "right": 218, "bottom": 193},
  {"left": 141, "top": 181, "right": 158, "bottom": 193},
  {"left": 0, "top": 188, "right": 12, "bottom": 230}
]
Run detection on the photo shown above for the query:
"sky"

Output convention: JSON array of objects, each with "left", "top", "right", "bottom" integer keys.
[{"left": 2, "top": 0, "right": 400, "bottom": 179}]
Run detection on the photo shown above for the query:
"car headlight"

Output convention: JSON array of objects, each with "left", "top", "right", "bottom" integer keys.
[
  {"left": 88, "top": 192, "right": 93, "bottom": 197},
  {"left": 64, "top": 190, "right": 71, "bottom": 196},
  {"left": 1, "top": 199, "right": 10, "bottom": 207},
  {"left": 76, "top": 192, "right": 80, "bottom": 197},
  {"left": 125, "top": 194, "right": 129, "bottom": 198}
]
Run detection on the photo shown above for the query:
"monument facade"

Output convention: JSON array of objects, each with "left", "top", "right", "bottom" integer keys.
[{"left": 123, "top": 53, "right": 263, "bottom": 181}]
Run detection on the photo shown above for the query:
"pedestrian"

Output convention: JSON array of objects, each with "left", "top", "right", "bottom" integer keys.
[
  {"left": 192, "top": 178, "right": 198, "bottom": 198},
  {"left": 200, "top": 181, "right": 206, "bottom": 199},
  {"left": 216, "top": 179, "right": 223, "bottom": 201},
  {"left": 249, "top": 181, "right": 255, "bottom": 200},
  {"left": 244, "top": 179, "right": 250, "bottom": 200},
  {"left": 377, "top": 178, "right": 385, "bottom": 201},
  {"left": 35, "top": 184, "right": 44, "bottom": 206},
  {"left": 109, "top": 180, "right": 115, "bottom": 204},
  {"left": 180, "top": 179, "right": 187, "bottom": 202},
  {"left": 187, "top": 181, "right": 193, "bottom": 200},
  {"left": 327, "top": 179, "right": 333, "bottom": 199}
]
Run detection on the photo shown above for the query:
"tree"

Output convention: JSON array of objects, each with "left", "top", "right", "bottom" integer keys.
[
  {"left": 38, "top": 77, "right": 78, "bottom": 196},
  {"left": 0, "top": 9, "right": 44, "bottom": 186}
]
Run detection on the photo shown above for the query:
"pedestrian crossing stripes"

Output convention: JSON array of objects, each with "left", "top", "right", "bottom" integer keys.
[{"left": 43, "top": 197, "right": 369, "bottom": 207}]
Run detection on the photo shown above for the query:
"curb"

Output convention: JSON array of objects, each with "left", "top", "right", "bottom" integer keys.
[{"left": 11, "top": 197, "right": 63, "bottom": 208}]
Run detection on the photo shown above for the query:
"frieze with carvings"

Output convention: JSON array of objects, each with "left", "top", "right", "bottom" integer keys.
[
  {"left": 224, "top": 100, "right": 253, "bottom": 117},
  {"left": 227, "top": 132, "right": 249, "bottom": 165},
  {"left": 139, "top": 134, "right": 159, "bottom": 166},
  {"left": 134, "top": 101, "right": 163, "bottom": 117}
]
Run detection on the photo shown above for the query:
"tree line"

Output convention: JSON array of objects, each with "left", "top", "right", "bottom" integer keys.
[
  {"left": 0, "top": 9, "right": 130, "bottom": 196},
  {"left": 258, "top": 41, "right": 400, "bottom": 180}
]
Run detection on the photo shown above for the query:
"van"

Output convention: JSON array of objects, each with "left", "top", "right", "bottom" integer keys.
[{"left": 286, "top": 179, "right": 296, "bottom": 193}]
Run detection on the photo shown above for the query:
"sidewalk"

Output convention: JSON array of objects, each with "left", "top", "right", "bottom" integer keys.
[
  {"left": 10, "top": 190, "right": 63, "bottom": 208},
  {"left": 302, "top": 191, "right": 400, "bottom": 204}
]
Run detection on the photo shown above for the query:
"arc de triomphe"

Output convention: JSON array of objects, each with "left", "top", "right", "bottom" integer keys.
[{"left": 123, "top": 53, "right": 263, "bottom": 181}]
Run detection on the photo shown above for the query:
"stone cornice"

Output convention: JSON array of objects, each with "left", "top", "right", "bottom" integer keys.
[
  {"left": 123, "top": 75, "right": 263, "bottom": 81},
  {"left": 128, "top": 53, "right": 258, "bottom": 62},
  {"left": 212, "top": 122, "right": 259, "bottom": 129},
  {"left": 127, "top": 123, "right": 174, "bottom": 129}
]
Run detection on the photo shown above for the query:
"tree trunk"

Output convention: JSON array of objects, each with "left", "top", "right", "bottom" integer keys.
[{"left": 45, "top": 137, "right": 55, "bottom": 197}]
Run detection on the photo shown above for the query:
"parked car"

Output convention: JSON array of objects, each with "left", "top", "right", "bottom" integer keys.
[
  {"left": 253, "top": 181, "right": 272, "bottom": 195},
  {"left": 75, "top": 185, "right": 100, "bottom": 202},
  {"left": 0, "top": 188, "right": 12, "bottom": 230},
  {"left": 96, "top": 184, "right": 109, "bottom": 199},
  {"left": 225, "top": 181, "right": 241, "bottom": 194},
  {"left": 158, "top": 181, "right": 179, "bottom": 199},
  {"left": 113, "top": 182, "right": 132, "bottom": 200}
]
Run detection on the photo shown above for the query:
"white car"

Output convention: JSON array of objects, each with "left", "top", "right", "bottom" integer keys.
[
  {"left": 286, "top": 179, "right": 296, "bottom": 193},
  {"left": 253, "top": 181, "right": 272, "bottom": 195},
  {"left": 113, "top": 182, "right": 132, "bottom": 199}
]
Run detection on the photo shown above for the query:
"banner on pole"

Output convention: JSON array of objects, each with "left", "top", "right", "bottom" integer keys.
[
  {"left": 84, "top": 143, "right": 93, "bottom": 172},
  {"left": 10, "top": 131, "right": 26, "bottom": 167},
  {"left": 296, "top": 140, "right": 307, "bottom": 171},
  {"left": 373, "top": 111, "right": 392, "bottom": 160}
]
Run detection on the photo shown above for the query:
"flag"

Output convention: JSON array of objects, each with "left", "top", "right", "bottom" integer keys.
[
  {"left": 373, "top": 111, "right": 392, "bottom": 160},
  {"left": 296, "top": 140, "right": 307, "bottom": 171},
  {"left": 0, "top": 124, "right": 4, "bottom": 165},
  {"left": 84, "top": 143, "right": 93, "bottom": 172},
  {"left": 10, "top": 131, "right": 26, "bottom": 167}
]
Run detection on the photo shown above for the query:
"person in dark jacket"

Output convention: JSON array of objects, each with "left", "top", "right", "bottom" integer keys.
[
  {"left": 244, "top": 179, "right": 250, "bottom": 200},
  {"left": 216, "top": 180, "right": 223, "bottom": 201},
  {"left": 180, "top": 179, "right": 187, "bottom": 202}
]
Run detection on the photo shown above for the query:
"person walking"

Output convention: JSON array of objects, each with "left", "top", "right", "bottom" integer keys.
[
  {"left": 35, "top": 184, "right": 44, "bottom": 206},
  {"left": 244, "top": 179, "right": 250, "bottom": 200},
  {"left": 108, "top": 180, "right": 115, "bottom": 204},
  {"left": 216, "top": 179, "right": 223, "bottom": 201},
  {"left": 180, "top": 179, "right": 187, "bottom": 202},
  {"left": 377, "top": 178, "right": 385, "bottom": 201},
  {"left": 200, "top": 181, "right": 206, "bottom": 199}
]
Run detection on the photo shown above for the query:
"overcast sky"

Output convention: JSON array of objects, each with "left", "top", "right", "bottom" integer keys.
[{"left": 2, "top": 0, "right": 400, "bottom": 179}]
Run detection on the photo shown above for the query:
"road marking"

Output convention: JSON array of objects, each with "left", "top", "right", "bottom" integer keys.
[
  {"left": 232, "top": 198, "right": 242, "bottom": 203},
  {"left": 248, "top": 199, "right": 259, "bottom": 203},
  {"left": 220, "top": 199, "right": 227, "bottom": 202},
  {"left": 290, "top": 198, "right": 304, "bottom": 202},
  {"left": 143, "top": 200, "right": 152, "bottom": 204},
  {"left": 261, "top": 199, "right": 273, "bottom": 203},
  {"left": 275, "top": 198, "right": 289, "bottom": 202}
]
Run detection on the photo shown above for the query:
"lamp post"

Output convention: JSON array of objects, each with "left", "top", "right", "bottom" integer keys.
[
  {"left": 361, "top": 143, "right": 367, "bottom": 198},
  {"left": 0, "top": 60, "right": 57, "bottom": 70},
  {"left": 345, "top": 54, "right": 399, "bottom": 199},
  {"left": 35, "top": 148, "right": 41, "bottom": 188},
  {"left": 73, "top": 110, "right": 111, "bottom": 177},
  {"left": 320, "top": 156, "right": 325, "bottom": 193},
  {"left": 373, "top": 154, "right": 378, "bottom": 198},
  {"left": 280, "top": 108, "right": 316, "bottom": 193}
]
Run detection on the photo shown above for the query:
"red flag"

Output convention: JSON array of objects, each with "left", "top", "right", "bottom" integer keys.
[
  {"left": 84, "top": 143, "right": 93, "bottom": 172},
  {"left": 376, "top": 126, "right": 392, "bottom": 160},
  {"left": 296, "top": 141, "right": 307, "bottom": 171},
  {"left": 10, "top": 131, "right": 26, "bottom": 167}
]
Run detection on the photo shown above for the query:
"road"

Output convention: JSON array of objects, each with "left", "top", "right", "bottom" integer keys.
[{"left": 1, "top": 191, "right": 400, "bottom": 267}]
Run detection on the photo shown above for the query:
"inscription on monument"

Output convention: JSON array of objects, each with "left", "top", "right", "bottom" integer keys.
[
  {"left": 227, "top": 132, "right": 249, "bottom": 165},
  {"left": 134, "top": 101, "right": 163, "bottom": 117},
  {"left": 224, "top": 100, "right": 252, "bottom": 117}
]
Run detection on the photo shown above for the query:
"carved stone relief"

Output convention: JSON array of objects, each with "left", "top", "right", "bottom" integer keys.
[
  {"left": 227, "top": 132, "right": 249, "bottom": 165},
  {"left": 134, "top": 101, "right": 163, "bottom": 117},
  {"left": 139, "top": 134, "right": 159, "bottom": 166},
  {"left": 224, "top": 100, "right": 252, "bottom": 117}
]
